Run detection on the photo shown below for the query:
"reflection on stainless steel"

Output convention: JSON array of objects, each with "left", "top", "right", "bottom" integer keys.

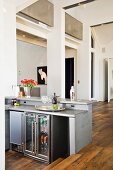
[{"left": 35, "top": 105, "right": 65, "bottom": 112}]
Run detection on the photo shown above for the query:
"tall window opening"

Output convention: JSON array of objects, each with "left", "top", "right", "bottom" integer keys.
[{"left": 91, "top": 35, "right": 95, "bottom": 99}]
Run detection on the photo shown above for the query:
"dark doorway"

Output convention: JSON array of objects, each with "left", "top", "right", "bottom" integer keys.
[{"left": 65, "top": 58, "right": 74, "bottom": 98}]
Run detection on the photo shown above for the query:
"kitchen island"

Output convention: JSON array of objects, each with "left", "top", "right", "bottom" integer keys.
[{"left": 5, "top": 96, "right": 92, "bottom": 163}]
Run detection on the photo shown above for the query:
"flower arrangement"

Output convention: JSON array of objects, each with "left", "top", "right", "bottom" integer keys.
[{"left": 21, "top": 79, "right": 38, "bottom": 88}]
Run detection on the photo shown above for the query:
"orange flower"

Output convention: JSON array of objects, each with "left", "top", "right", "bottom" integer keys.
[{"left": 21, "top": 79, "right": 38, "bottom": 88}]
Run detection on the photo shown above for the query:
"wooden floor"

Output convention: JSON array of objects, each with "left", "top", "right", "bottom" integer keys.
[{"left": 5, "top": 101, "right": 113, "bottom": 170}]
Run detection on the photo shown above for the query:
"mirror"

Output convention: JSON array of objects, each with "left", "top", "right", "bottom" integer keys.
[{"left": 16, "top": 29, "right": 47, "bottom": 96}]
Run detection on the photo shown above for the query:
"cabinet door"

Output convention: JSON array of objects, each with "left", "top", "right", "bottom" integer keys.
[
  {"left": 10, "top": 111, "right": 24, "bottom": 145},
  {"left": 5, "top": 110, "right": 10, "bottom": 150}
]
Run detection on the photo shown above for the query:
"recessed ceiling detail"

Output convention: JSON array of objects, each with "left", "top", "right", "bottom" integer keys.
[
  {"left": 17, "top": 0, "right": 54, "bottom": 27},
  {"left": 92, "top": 23, "right": 113, "bottom": 45},
  {"left": 16, "top": 29, "right": 47, "bottom": 47},
  {"left": 63, "top": 0, "right": 96, "bottom": 10},
  {"left": 65, "top": 13, "right": 83, "bottom": 40}
]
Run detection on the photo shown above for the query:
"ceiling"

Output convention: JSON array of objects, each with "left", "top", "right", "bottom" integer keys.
[
  {"left": 65, "top": 0, "right": 113, "bottom": 45},
  {"left": 16, "top": 0, "right": 29, "bottom": 7},
  {"left": 93, "top": 23, "right": 113, "bottom": 45},
  {"left": 16, "top": 0, "right": 83, "bottom": 7},
  {"left": 16, "top": 29, "right": 47, "bottom": 47},
  {"left": 66, "top": 0, "right": 113, "bottom": 25},
  {"left": 17, "top": 29, "right": 46, "bottom": 42},
  {"left": 16, "top": 0, "right": 113, "bottom": 46},
  {"left": 16, "top": 0, "right": 85, "bottom": 11}
]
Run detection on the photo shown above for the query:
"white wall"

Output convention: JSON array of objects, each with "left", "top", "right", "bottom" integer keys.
[
  {"left": 98, "top": 46, "right": 106, "bottom": 101},
  {"left": 66, "top": 9, "right": 91, "bottom": 100},
  {"left": 94, "top": 38, "right": 101, "bottom": 101},
  {"left": 17, "top": 40, "right": 47, "bottom": 96},
  {"left": 102, "top": 41, "right": 113, "bottom": 101},
  {"left": 77, "top": 24, "right": 91, "bottom": 100},
  {"left": 47, "top": 4, "right": 65, "bottom": 97},
  {"left": 0, "top": 1, "right": 16, "bottom": 169},
  {"left": 92, "top": 29, "right": 113, "bottom": 101},
  {"left": 90, "top": 29, "right": 101, "bottom": 101},
  {"left": 66, "top": 0, "right": 113, "bottom": 101},
  {"left": 106, "top": 40, "right": 113, "bottom": 59},
  {"left": 65, "top": 47, "right": 77, "bottom": 58},
  {"left": 108, "top": 58, "right": 113, "bottom": 100}
]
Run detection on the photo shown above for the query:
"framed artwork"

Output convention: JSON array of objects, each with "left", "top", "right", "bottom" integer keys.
[{"left": 37, "top": 66, "right": 47, "bottom": 85}]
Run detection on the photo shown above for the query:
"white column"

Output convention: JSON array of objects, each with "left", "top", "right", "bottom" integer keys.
[
  {"left": 77, "top": 24, "right": 90, "bottom": 100},
  {"left": 0, "top": 1, "right": 16, "bottom": 169},
  {"left": 47, "top": 4, "right": 65, "bottom": 97}
]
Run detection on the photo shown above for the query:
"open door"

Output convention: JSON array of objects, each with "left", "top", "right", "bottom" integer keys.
[
  {"left": 65, "top": 46, "right": 77, "bottom": 99},
  {"left": 65, "top": 58, "right": 74, "bottom": 98}
]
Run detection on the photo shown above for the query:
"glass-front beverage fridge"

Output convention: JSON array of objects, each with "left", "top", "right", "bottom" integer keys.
[
  {"left": 24, "top": 112, "right": 50, "bottom": 162},
  {"left": 10, "top": 111, "right": 69, "bottom": 163}
]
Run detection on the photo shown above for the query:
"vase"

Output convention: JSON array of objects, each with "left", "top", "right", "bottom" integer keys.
[
  {"left": 12, "top": 85, "right": 20, "bottom": 97},
  {"left": 24, "top": 87, "right": 31, "bottom": 98}
]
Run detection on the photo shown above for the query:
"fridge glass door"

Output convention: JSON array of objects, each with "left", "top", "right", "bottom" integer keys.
[
  {"left": 25, "top": 113, "right": 35, "bottom": 154},
  {"left": 37, "top": 115, "right": 50, "bottom": 159}
]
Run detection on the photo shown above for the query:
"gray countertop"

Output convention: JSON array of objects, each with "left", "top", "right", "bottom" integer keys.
[
  {"left": 5, "top": 104, "right": 87, "bottom": 118},
  {"left": 5, "top": 96, "right": 41, "bottom": 102},
  {"left": 60, "top": 99, "right": 92, "bottom": 105},
  {"left": 5, "top": 96, "right": 92, "bottom": 105}
]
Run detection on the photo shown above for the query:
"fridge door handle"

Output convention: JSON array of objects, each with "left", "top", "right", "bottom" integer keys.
[
  {"left": 36, "top": 118, "right": 39, "bottom": 156},
  {"left": 34, "top": 121, "right": 37, "bottom": 155},
  {"left": 24, "top": 115, "right": 27, "bottom": 150},
  {"left": 32, "top": 121, "right": 34, "bottom": 154}
]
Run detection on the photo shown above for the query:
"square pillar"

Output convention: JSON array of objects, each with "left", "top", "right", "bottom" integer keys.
[
  {"left": 0, "top": 1, "right": 16, "bottom": 169},
  {"left": 47, "top": 4, "right": 65, "bottom": 97}
]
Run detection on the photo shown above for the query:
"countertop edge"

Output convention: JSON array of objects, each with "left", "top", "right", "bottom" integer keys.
[
  {"left": 5, "top": 104, "right": 88, "bottom": 118},
  {"left": 5, "top": 96, "right": 93, "bottom": 105}
]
